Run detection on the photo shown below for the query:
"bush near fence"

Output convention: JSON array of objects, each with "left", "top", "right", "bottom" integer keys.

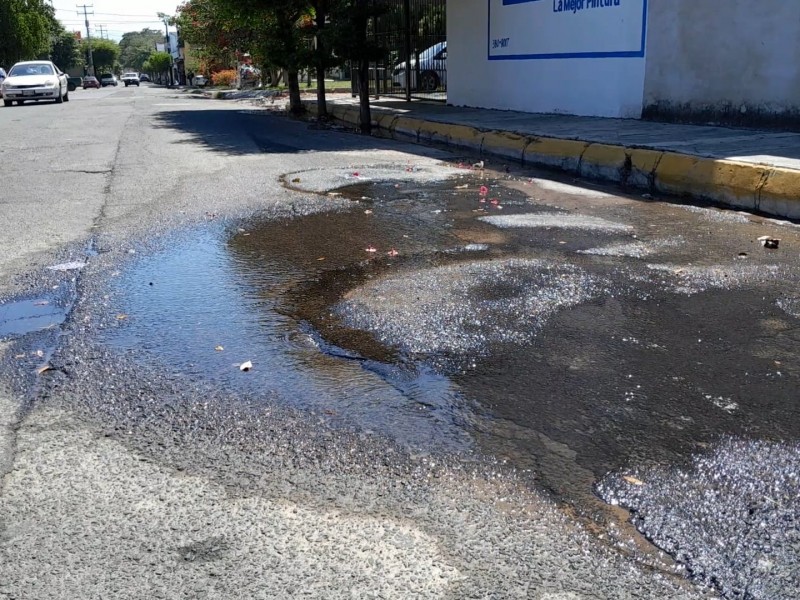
[{"left": 211, "top": 70, "right": 237, "bottom": 87}]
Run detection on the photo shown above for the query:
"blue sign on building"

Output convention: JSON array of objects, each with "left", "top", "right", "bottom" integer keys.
[{"left": 489, "top": 0, "right": 648, "bottom": 60}]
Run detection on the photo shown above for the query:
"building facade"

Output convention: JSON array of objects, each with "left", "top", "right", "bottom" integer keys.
[{"left": 447, "top": 0, "right": 800, "bottom": 124}]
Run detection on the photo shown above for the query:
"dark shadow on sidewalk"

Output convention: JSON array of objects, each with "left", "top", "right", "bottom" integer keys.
[{"left": 152, "top": 107, "right": 454, "bottom": 159}]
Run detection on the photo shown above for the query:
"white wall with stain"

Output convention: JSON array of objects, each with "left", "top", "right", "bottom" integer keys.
[{"left": 643, "top": 1, "right": 800, "bottom": 119}]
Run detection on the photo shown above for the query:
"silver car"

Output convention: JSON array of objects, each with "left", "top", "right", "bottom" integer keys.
[
  {"left": 392, "top": 42, "right": 447, "bottom": 92},
  {"left": 1, "top": 61, "right": 70, "bottom": 106}
]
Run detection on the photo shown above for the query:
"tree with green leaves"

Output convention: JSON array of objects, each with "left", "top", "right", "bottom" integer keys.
[
  {"left": 250, "top": 1, "right": 312, "bottom": 116},
  {"left": 176, "top": 0, "right": 246, "bottom": 74},
  {"left": 328, "top": 0, "right": 387, "bottom": 133},
  {"left": 0, "top": 0, "right": 54, "bottom": 67},
  {"left": 119, "top": 29, "right": 163, "bottom": 71},
  {"left": 147, "top": 51, "right": 173, "bottom": 81},
  {"left": 89, "top": 39, "right": 120, "bottom": 73},
  {"left": 50, "top": 28, "right": 82, "bottom": 71}
]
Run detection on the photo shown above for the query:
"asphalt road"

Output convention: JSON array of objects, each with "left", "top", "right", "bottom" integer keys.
[{"left": 0, "top": 83, "right": 782, "bottom": 598}]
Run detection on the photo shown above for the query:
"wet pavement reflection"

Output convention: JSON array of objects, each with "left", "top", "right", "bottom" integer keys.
[{"left": 104, "top": 172, "right": 800, "bottom": 529}]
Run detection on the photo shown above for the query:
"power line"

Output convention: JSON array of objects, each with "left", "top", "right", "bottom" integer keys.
[
  {"left": 59, "top": 18, "right": 163, "bottom": 24},
  {"left": 77, "top": 4, "right": 94, "bottom": 73},
  {"left": 56, "top": 9, "right": 164, "bottom": 17}
]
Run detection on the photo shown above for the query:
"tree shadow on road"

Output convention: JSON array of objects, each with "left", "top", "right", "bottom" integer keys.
[{"left": 152, "top": 107, "right": 451, "bottom": 159}]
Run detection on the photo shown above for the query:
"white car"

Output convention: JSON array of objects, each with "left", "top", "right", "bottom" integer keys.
[
  {"left": 2, "top": 61, "right": 70, "bottom": 106},
  {"left": 392, "top": 41, "right": 447, "bottom": 92},
  {"left": 121, "top": 72, "right": 140, "bottom": 86},
  {"left": 191, "top": 74, "right": 208, "bottom": 87}
]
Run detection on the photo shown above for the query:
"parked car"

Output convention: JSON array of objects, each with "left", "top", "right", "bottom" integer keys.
[
  {"left": 121, "top": 72, "right": 140, "bottom": 86},
  {"left": 392, "top": 41, "right": 447, "bottom": 92},
  {"left": 139, "top": 73, "right": 151, "bottom": 82},
  {"left": 1, "top": 60, "right": 70, "bottom": 106},
  {"left": 191, "top": 74, "right": 208, "bottom": 87},
  {"left": 83, "top": 75, "right": 100, "bottom": 89},
  {"left": 67, "top": 76, "right": 82, "bottom": 91},
  {"left": 0, "top": 68, "right": 5, "bottom": 99},
  {"left": 100, "top": 73, "right": 118, "bottom": 87}
]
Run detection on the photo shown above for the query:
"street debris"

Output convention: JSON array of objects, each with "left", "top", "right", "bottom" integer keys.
[
  {"left": 47, "top": 261, "right": 87, "bottom": 272},
  {"left": 239, "top": 360, "right": 253, "bottom": 372},
  {"left": 757, "top": 235, "right": 780, "bottom": 249}
]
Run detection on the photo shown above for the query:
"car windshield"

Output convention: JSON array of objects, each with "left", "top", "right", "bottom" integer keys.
[{"left": 9, "top": 63, "right": 54, "bottom": 76}]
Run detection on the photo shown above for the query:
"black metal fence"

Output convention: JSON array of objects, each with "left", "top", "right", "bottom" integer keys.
[{"left": 354, "top": 0, "right": 447, "bottom": 102}]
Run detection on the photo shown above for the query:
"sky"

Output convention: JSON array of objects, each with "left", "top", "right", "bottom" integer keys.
[{"left": 53, "top": 0, "right": 181, "bottom": 42}]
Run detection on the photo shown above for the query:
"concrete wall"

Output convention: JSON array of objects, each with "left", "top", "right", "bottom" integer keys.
[
  {"left": 643, "top": 1, "right": 800, "bottom": 126},
  {"left": 447, "top": 0, "right": 647, "bottom": 118}
]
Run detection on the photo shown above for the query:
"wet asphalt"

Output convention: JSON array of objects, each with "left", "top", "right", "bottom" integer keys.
[{"left": 0, "top": 85, "right": 798, "bottom": 599}]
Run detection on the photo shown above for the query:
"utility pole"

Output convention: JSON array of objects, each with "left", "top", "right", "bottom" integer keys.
[
  {"left": 77, "top": 4, "right": 94, "bottom": 75},
  {"left": 97, "top": 24, "right": 107, "bottom": 40},
  {"left": 158, "top": 13, "right": 174, "bottom": 86}
]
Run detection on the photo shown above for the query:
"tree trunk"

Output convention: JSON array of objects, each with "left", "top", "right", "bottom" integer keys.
[
  {"left": 315, "top": 63, "right": 328, "bottom": 119},
  {"left": 286, "top": 69, "right": 304, "bottom": 116},
  {"left": 357, "top": 59, "right": 371, "bottom": 134},
  {"left": 314, "top": 3, "right": 328, "bottom": 119}
]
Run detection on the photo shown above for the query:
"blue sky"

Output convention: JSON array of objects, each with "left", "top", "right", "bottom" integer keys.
[{"left": 54, "top": 0, "right": 180, "bottom": 41}]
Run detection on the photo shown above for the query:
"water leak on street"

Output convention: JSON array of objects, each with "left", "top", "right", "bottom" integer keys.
[
  {"left": 0, "top": 298, "right": 67, "bottom": 339},
  {"left": 102, "top": 169, "right": 800, "bottom": 574}
]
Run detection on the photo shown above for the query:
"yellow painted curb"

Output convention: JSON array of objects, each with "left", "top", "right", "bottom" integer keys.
[
  {"left": 437, "top": 123, "right": 484, "bottom": 152},
  {"left": 340, "top": 106, "right": 361, "bottom": 126},
  {"left": 524, "top": 137, "right": 589, "bottom": 171},
  {"left": 375, "top": 112, "right": 399, "bottom": 131},
  {"left": 628, "top": 148, "right": 663, "bottom": 188},
  {"left": 482, "top": 131, "right": 529, "bottom": 162},
  {"left": 391, "top": 116, "right": 428, "bottom": 139},
  {"left": 759, "top": 167, "right": 800, "bottom": 218},
  {"left": 579, "top": 143, "right": 628, "bottom": 181},
  {"left": 653, "top": 153, "right": 768, "bottom": 211},
  {"left": 418, "top": 121, "right": 456, "bottom": 145},
  {"left": 302, "top": 101, "right": 800, "bottom": 219}
]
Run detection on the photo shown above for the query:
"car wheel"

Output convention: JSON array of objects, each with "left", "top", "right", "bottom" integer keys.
[
  {"left": 68, "top": 83, "right": 76, "bottom": 92},
  {"left": 16, "top": 100, "right": 24, "bottom": 105},
  {"left": 55, "top": 86, "right": 64, "bottom": 103},
  {"left": 3, "top": 100, "right": 12, "bottom": 107},
  {"left": 419, "top": 71, "right": 440, "bottom": 92}
]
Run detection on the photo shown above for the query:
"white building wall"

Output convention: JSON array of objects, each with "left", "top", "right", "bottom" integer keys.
[
  {"left": 447, "top": 0, "right": 647, "bottom": 118},
  {"left": 643, "top": 1, "right": 800, "bottom": 121}
]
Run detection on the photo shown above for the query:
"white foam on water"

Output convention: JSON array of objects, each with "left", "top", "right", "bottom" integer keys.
[
  {"left": 530, "top": 179, "right": 612, "bottom": 198},
  {"left": 480, "top": 213, "right": 632, "bottom": 233}
]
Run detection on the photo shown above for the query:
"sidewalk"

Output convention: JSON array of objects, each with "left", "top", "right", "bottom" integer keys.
[{"left": 302, "top": 96, "right": 800, "bottom": 219}]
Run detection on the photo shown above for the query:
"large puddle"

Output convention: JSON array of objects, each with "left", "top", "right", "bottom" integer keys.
[{"left": 103, "top": 173, "right": 800, "bottom": 517}]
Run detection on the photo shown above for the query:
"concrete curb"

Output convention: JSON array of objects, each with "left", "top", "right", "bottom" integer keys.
[{"left": 302, "top": 99, "right": 800, "bottom": 219}]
